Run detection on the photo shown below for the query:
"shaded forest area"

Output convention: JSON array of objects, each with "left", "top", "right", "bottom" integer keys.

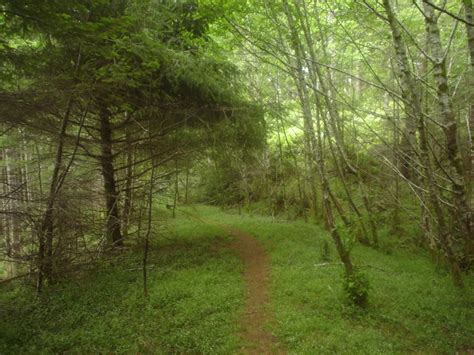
[{"left": 1, "top": 0, "right": 473, "bottom": 353}]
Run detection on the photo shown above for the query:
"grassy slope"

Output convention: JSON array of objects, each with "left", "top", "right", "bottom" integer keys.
[{"left": 1, "top": 205, "right": 473, "bottom": 354}]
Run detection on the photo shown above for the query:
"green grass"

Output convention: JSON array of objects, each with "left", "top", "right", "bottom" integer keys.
[
  {"left": 0, "top": 213, "right": 244, "bottom": 354},
  {"left": 190, "top": 205, "right": 474, "bottom": 354},
  {"left": 1, "top": 205, "right": 473, "bottom": 354}
]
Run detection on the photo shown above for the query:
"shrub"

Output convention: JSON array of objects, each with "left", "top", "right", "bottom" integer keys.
[{"left": 343, "top": 270, "right": 369, "bottom": 307}]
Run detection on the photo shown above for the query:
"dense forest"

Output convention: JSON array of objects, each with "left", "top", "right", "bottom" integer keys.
[{"left": 1, "top": 0, "right": 473, "bottom": 353}]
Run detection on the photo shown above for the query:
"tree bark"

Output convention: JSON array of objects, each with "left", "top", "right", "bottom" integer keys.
[
  {"left": 99, "top": 108, "right": 123, "bottom": 246},
  {"left": 382, "top": 0, "right": 419, "bottom": 181},
  {"left": 143, "top": 148, "right": 155, "bottom": 298},
  {"left": 463, "top": 0, "right": 474, "bottom": 260},
  {"left": 122, "top": 131, "right": 134, "bottom": 236},
  {"left": 184, "top": 165, "right": 190, "bottom": 204},
  {"left": 36, "top": 95, "right": 75, "bottom": 293},
  {"left": 422, "top": 0, "right": 472, "bottom": 264},
  {"left": 172, "top": 156, "right": 178, "bottom": 218},
  {"left": 2, "top": 147, "right": 21, "bottom": 278}
]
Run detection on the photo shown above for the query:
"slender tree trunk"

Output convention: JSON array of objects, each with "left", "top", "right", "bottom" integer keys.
[
  {"left": 295, "top": 0, "right": 356, "bottom": 176},
  {"left": 317, "top": 92, "right": 371, "bottom": 244},
  {"left": 184, "top": 165, "right": 190, "bottom": 204},
  {"left": 294, "top": 72, "right": 319, "bottom": 220},
  {"left": 280, "top": 114, "right": 308, "bottom": 222},
  {"left": 3, "top": 147, "right": 21, "bottom": 278},
  {"left": 323, "top": 186, "right": 354, "bottom": 276},
  {"left": 143, "top": 150, "right": 155, "bottom": 298},
  {"left": 290, "top": 0, "right": 375, "bottom": 244},
  {"left": 463, "top": 0, "right": 474, "bottom": 260},
  {"left": 0, "top": 150, "right": 8, "bottom": 273},
  {"left": 283, "top": 0, "right": 355, "bottom": 276},
  {"left": 383, "top": 0, "right": 419, "bottom": 181},
  {"left": 172, "top": 156, "right": 178, "bottom": 218},
  {"left": 423, "top": 1, "right": 472, "bottom": 263},
  {"left": 35, "top": 44, "right": 84, "bottom": 293},
  {"left": 276, "top": 114, "right": 288, "bottom": 217},
  {"left": 380, "top": 0, "right": 463, "bottom": 285},
  {"left": 122, "top": 131, "right": 134, "bottom": 236},
  {"left": 35, "top": 143, "right": 44, "bottom": 196},
  {"left": 36, "top": 95, "right": 75, "bottom": 293},
  {"left": 282, "top": 1, "right": 320, "bottom": 220},
  {"left": 99, "top": 107, "right": 123, "bottom": 246},
  {"left": 302, "top": 1, "right": 380, "bottom": 243},
  {"left": 419, "top": 116, "right": 464, "bottom": 287},
  {"left": 392, "top": 110, "right": 402, "bottom": 235},
  {"left": 464, "top": 0, "right": 474, "bottom": 168}
]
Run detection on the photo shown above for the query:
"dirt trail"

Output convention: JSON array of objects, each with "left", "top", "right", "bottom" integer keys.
[
  {"left": 178, "top": 209, "right": 283, "bottom": 353},
  {"left": 227, "top": 227, "right": 284, "bottom": 355}
]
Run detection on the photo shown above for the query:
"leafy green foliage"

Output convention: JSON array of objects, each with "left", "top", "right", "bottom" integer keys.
[{"left": 343, "top": 270, "right": 370, "bottom": 307}]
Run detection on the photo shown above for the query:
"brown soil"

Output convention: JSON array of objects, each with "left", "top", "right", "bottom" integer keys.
[{"left": 227, "top": 227, "right": 285, "bottom": 355}]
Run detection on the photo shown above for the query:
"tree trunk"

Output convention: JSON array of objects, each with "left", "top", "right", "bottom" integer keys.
[
  {"left": 275, "top": 113, "right": 288, "bottom": 217},
  {"left": 280, "top": 113, "right": 308, "bottom": 222},
  {"left": 282, "top": 1, "right": 320, "bottom": 221},
  {"left": 36, "top": 95, "right": 75, "bottom": 293},
  {"left": 382, "top": 0, "right": 419, "bottom": 181},
  {"left": 122, "top": 131, "right": 134, "bottom": 236},
  {"left": 463, "top": 0, "right": 474, "bottom": 260},
  {"left": 184, "top": 165, "right": 190, "bottom": 204},
  {"left": 99, "top": 108, "right": 123, "bottom": 246},
  {"left": 423, "top": 0, "right": 472, "bottom": 264},
  {"left": 172, "top": 156, "right": 178, "bottom": 218},
  {"left": 2, "top": 147, "right": 22, "bottom": 278},
  {"left": 291, "top": 0, "right": 374, "bottom": 244},
  {"left": 380, "top": 0, "right": 464, "bottom": 285},
  {"left": 143, "top": 148, "right": 155, "bottom": 298},
  {"left": 283, "top": 0, "right": 355, "bottom": 277}
]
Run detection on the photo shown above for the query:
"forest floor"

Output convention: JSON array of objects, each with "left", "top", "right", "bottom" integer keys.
[{"left": 1, "top": 205, "right": 474, "bottom": 354}]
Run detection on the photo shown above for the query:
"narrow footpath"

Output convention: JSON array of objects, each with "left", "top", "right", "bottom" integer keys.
[
  {"left": 227, "top": 227, "right": 284, "bottom": 354},
  {"left": 180, "top": 209, "right": 284, "bottom": 353}
]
